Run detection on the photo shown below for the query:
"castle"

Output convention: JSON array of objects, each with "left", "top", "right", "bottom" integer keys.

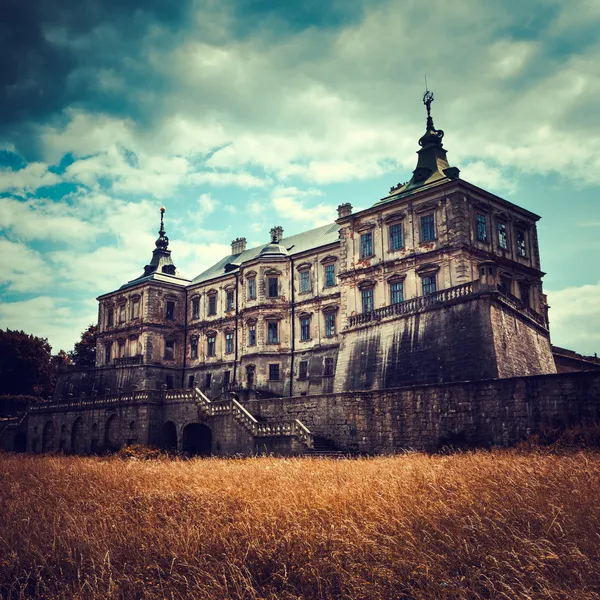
[{"left": 4, "top": 93, "right": 599, "bottom": 456}]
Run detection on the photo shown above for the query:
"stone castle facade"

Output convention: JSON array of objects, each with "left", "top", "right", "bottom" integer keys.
[{"left": 5, "top": 92, "right": 592, "bottom": 457}]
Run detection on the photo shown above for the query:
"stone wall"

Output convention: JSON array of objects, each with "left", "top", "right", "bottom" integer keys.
[{"left": 245, "top": 371, "right": 600, "bottom": 453}]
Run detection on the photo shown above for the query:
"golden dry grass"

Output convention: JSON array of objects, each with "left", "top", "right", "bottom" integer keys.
[{"left": 1, "top": 451, "right": 600, "bottom": 599}]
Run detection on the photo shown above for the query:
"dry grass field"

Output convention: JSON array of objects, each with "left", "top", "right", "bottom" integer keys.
[{"left": 1, "top": 450, "right": 600, "bottom": 599}]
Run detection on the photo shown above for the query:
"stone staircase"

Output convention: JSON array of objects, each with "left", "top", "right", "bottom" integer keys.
[{"left": 308, "top": 435, "right": 349, "bottom": 458}]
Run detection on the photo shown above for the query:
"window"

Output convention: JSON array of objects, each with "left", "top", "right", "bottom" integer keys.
[
  {"left": 107, "top": 308, "right": 114, "bottom": 328},
  {"left": 420, "top": 214, "right": 435, "bottom": 242},
  {"left": 166, "top": 301, "right": 175, "bottom": 320},
  {"left": 389, "top": 223, "right": 403, "bottom": 251},
  {"left": 164, "top": 340, "right": 175, "bottom": 360},
  {"left": 476, "top": 213, "right": 488, "bottom": 242},
  {"left": 119, "top": 304, "right": 126, "bottom": 323},
  {"left": 298, "top": 361, "right": 308, "bottom": 379},
  {"left": 497, "top": 222, "right": 508, "bottom": 250},
  {"left": 105, "top": 342, "right": 112, "bottom": 364},
  {"left": 498, "top": 275, "right": 512, "bottom": 295},
  {"left": 188, "top": 375, "right": 195, "bottom": 389},
  {"left": 190, "top": 339, "right": 198, "bottom": 359},
  {"left": 422, "top": 275, "right": 437, "bottom": 295},
  {"left": 205, "top": 373, "right": 212, "bottom": 389},
  {"left": 390, "top": 281, "right": 404, "bottom": 305},
  {"left": 299, "top": 270, "right": 311, "bottom": 293},
  {"left": 324, "top": 357, "right": 335, "bottom": 377},
  {"left": 224, "top": 370, "right": 231, "bottom": 387},
  {"left": 300, "top": 316, "right": 310, "bottom": 341},
  {"left": 208, "top": 294, "right": 217, "bottom": 315},
  {"left": 118, "top": 339, "right": 125, "bottom": 357},
  {"left": 248, "top": 277, "right": 256, "bottom": 300},
  {"left": 192, "top": 297, "right": 200, "bottom": 319},
  {"left": 519, "top": 281, "right": 530, "bottom": 308},
  {"left": 361, "top": 288, "right": 374, "bottom": 314},
  {"left": 360, "top": 232, "right": 373, "bottom": 259},
  {"left": 225, "top": 331, "right": 234, "bottom": 354},
  {"left": 325, "top": 312, "right": 336, "bottom": 337},
  {"left": 226, "top": 290, "right": 234, "bottom": 311},
  {"left": 324, "top": 264, "right": 336, "bottom": 287},
  {"left": 207, "top": 335, "right": 216, "bottom": 357},
  {"left": 248, "top": 324, "right": 256, "bottom": 346},
  {"left": 131, "top": 300, "right": 140, "bottom": 320},
  {"left": 268, "top": 277, "right": 279, "bottom": 298},
  {"left": 267, "top": 321, "right": 279, "bottom": 344},
  {"left": 516, "top": 229, "right": 527, "bottom": 257},
  {"left": 269, "top": 364, "right": 280, "bottom": 381}
]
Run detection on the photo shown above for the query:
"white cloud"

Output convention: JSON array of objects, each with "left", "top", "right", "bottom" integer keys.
[
  {"left": 0, "top": 240, "right": 53, "bottom": 293},
  {"left": 547, "top": 282, "right": 600, "bottom": 356},
  {"left": 271, "top": 187, "right": 335, "bottom": 226},
  {"left": 0, "top": 163, "right": 61, "bottom": 194},
  {"left": 0, "top": 296, "right": 97, "bottom": 353}
]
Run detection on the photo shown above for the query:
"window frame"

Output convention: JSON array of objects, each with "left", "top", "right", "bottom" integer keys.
[
  {"left": 422, "top": 274, "right": 437, "bottom": 295},
  {"left": 267, "top": 321, "right": 279, "bottom": 344},
  {"left": 360, "top": 231, "right": 374, "bottom": 259},
  {"left": 299, "top": 270, "right": 311, "bottom": 293},
  {"left": 324, "top": 263, "right": 336, "bottom": 288},
  {"left": 105, "top": 342, "right": 112, "bottom": 364},
  {"left": 165, "top": 300, "right": 175, "bottom": 321},
  {"left": 390, "top": 281, "right": 404, "bottom": 305},
  {"left": 247, "top": 277, "right": 256, "bottom": 300},
  {"left": 324, "top": 311, "right": 336, "bottom": 337},
  {"left": 191, "top": 297, "right": 200, "bottom": 320},
  {"left": 226, "top": 290, "right": 235, "bottom": 311},
  {"left": 497, "top": 222, "right": 508, "bottom": 250},
  {"left": 190, "top": 338, "right": 198, "bottom": 359},
  {"left": 207, "top": 334, "right": 216, "bottom": 357},
  {"left": 420, "top": 214, "right": 436, "bottom": 243},
  {"left": 361, "top": 288, "right": 374, "bottom": 314},
  {"left": 516, "top": 229, "right": 527, "bottom": 257},
  {"left": 225, "top": 331, "right": 234, "bottom": 354},
  {"left": 248, "top": 323, "right": 256, "bottom": 346},
  {"left": 268, "top": 277, "right": 279, "bottom": 298},
  {"left": 106, "top": 308, "right": 114, "bottom": 328},
  {"left": 476, "top": 213, "right": 488, "bottom": 242},
  {"left": 164, "top": 339, "right": 175, "bottom": 360},
  {"left": 298, "top": 361, "right": 308, "bottom": 380},
  {"left": 300, "top": 315, "right": 311, "bottom": 341},
  {"left": 118, "top": 304, "right": 126, "bottom": 323},
  {"left": 207, "top": 293, "right": 217, "bottom": 316},
  {"left": 389, "top": 222, "right": 404, "bottom": 251},
  {"left": 130, "top": 299, "right": 140, "bottom": 320},
  {"left": 268, "top": 363, "right": 280, "bottom": 381},
  {"left": 324, "top": 357, "right": 335, "bottom": 377}
]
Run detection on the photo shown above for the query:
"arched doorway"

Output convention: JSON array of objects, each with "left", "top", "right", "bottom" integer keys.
[
  {"left": 14, "top": 432, "right": 26, "bottom": 453},
  {"left": 162, "top": 421, "right": 178, "bottom": 451},
  {"left": 42, "top": 421, "right": 56, "bottom": 452},
  {"left": 105, "top": 414, "right": 121, "bottom": 452},
  {"left": 182, "top": 423, "right": 212, "bottom": 455},
  {"left": 71, "top": 417, "right": 86, "bottom": 454}
]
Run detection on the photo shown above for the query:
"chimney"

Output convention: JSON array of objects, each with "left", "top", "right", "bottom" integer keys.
[
  {"left": 231, "top": 237, "right": 247, "bottom": 255},
  {"left": 270, "top": 226, "right": 284, "bottom": 243},
  {"left": 337, "top": 203, "right": 352, "bottom": 218}
]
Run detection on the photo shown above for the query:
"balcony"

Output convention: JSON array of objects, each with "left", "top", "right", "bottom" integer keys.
[
  {"left": 348, "top": 282, "right": 474, "bottom": 328},
  {"left": 113, "top": 355, "right": 144, "bottom": 367}
]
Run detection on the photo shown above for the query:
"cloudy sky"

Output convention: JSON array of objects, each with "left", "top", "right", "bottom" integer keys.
[{"left": 1, "top": 0, "right": 599, "bottom": 356}]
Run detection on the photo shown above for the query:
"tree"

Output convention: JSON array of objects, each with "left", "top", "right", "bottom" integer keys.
[
  {"left": 70, "top": 324, "right": 98, "bottom": 367},
  {"left": 0, "top": 329, "right": 54, "bottom": 396}
]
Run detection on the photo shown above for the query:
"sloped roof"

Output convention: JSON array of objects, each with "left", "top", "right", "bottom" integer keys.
[
  {"left": 118, "top": 270, "right": 190, "bottom": 291},
  {"left": 191, "top": 222, "right": 341, "bottom": 285}
]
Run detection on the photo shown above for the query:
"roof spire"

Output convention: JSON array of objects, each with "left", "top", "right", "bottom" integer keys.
[{"left": 155, "top": 206, "right": 169, "bottom": 250}]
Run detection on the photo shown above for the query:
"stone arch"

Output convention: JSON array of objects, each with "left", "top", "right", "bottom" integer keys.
[
  {"left": 105, "top": 414, "right": 121, "bottom": 452},
  {"left": 71, "top": 417, "right": 86, "bottom": 454},
  {"left": 14, "top": 431, "right": 26, "bottom": 453},
  {"left": 42, "top": 420, "right": 56, "bottom": 452},
  {"left": 182, "top": 423, "right": 212, "bottom": 456},
  {"left": 162, "top": 421, "right": 178, "bottom": 451}
]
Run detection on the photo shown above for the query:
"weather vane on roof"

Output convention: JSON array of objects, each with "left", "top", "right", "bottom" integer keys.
[{"left": 423, "top": 89, "right": 434, "bottom": 118}]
